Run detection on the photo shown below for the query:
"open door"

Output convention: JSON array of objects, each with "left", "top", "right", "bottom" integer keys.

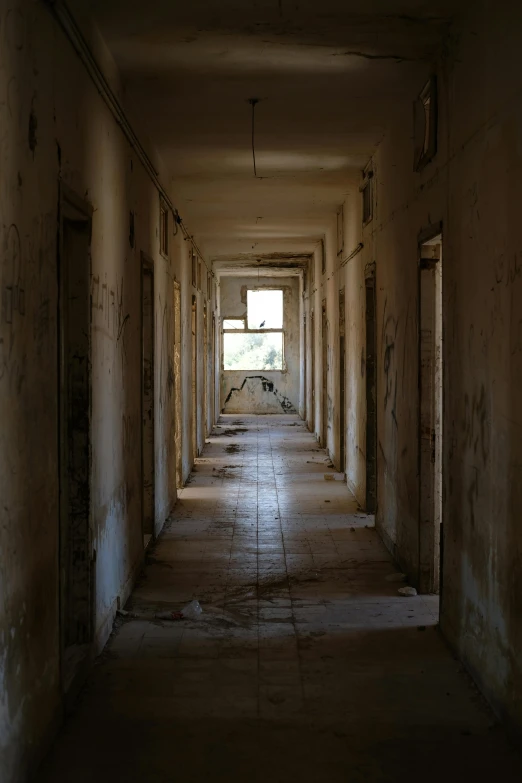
[
  {"left": 418, "top": 228, "right": 443, "bottom": 595},
  {"left": 58, "top": 186, "right": 93, "bottom": 700}
]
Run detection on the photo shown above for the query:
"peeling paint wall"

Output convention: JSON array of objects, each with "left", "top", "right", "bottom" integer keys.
[
  {"left": 0, "top": 4, "right": 211, "bottom": 781},
  {"left": 220, "top": 275, "right": 300, "bottom": 414}
]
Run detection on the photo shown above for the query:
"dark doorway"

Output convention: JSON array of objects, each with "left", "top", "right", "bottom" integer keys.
[
  {"left": 58, "top": 187, "right": 93, "bottom": 698},
  {"left": 339, "top": 288, "right": 346, "bottom": 473},
  {"left": 173, "top": 280, "right": 182, "bottom": 488},
  {"left": 203, "top": 301, "right": 208, "bottom": 438},
  {"left": 191, "top": 295, "right": 198, "bottom": 460},
  {"left": 418, "top": 230, "right": 443, "bottom": 595},
  {"left": 365, "top": 268, "right": 377, "bottom": 513},
  {"left": 310, "top": 309, "right": 315, "bottom": 432},
  {"left": 321, "top": 299, "right": 328, "bottom": 448},
  {"left": 141, "top": 256, "right": 155, "bottom": 546}
]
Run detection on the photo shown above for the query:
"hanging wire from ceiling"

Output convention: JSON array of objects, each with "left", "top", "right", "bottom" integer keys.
[{"left": 248, "top": 98, "right": 259, "bottom": 178}]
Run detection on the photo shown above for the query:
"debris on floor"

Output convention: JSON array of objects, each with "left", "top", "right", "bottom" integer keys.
[{"left": 398, "top": 586, "right": 418, "bottom": 596}]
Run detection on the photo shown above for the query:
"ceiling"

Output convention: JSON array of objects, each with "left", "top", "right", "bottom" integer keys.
[{"left": 83, "top": 0, "right": 468, "bottom": 263}]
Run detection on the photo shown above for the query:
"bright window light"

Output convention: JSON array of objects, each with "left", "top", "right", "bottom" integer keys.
[
  {"left": 247, "top": 289, "right": 283, "bottom": 329},
  {"left": 223, "top": 332, "right": 283, "bottom": 371}
]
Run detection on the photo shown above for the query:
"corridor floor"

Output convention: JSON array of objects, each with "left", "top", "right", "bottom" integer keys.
[{"left": 39, "top": 415, "right": 522, "bottom": 782}]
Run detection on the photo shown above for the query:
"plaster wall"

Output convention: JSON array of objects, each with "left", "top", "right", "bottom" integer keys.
[
  {"left": 0, "top": 4, "right": 210, "bottom": 781},
  {"left": 220, "top": 275, "right": 301, "bottom": 414}
]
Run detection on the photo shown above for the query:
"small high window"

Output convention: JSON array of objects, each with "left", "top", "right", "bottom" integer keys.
[
  {"left": 361, "top": 168, "right": 373, "bottom": 225},
  {"left": 191, "top": 250, "right": 197, "bottom": 288},
  {"left": 414, "top": 75, "right": 437, "bottom": 171},
  {"left": 223, "top": 289, "right": 284, "bottom": 371},
  {"left": 336, "top": 207, "right": 344, "bottom": 257},
  {"left": 159, "top": 199, "right": 168, "bottom": 257}
]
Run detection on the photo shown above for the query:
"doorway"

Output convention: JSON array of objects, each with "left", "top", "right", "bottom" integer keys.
[
  {"left": 310, "top": 310, "right": 315, "bottom": 432},
  {"left": 191, "top": 295, "right": 198, "bottom": 460},
  {"left": 141, "top": 256, "right": 155, "bottom": 547},
  {"left": 321, "top": 299, "right": 328, "bottom": 448},
  {"left": 203, "top": 301, "right": 208, "bottom": 438},
  {"left": 58, "top": 187, "right": 93, "bottom": 696},
  {"left": 211, "top": 314, "right": 216, "bottom": 427},
  {"left": 418, "top": 229, "right": 443, "bottom": 595},
  {"left": 173, "top": 281, "right": 182, "bottom": 488},
  {"left": 339, "top": 288, "right": 346, "bottom": 473},
  {"left": 365, "top": 268, "right": 377, "bottom": 513}
]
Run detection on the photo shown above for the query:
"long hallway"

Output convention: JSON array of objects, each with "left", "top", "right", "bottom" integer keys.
[{"left": 39, "top": 416, "right": 521, "bottom": 782}]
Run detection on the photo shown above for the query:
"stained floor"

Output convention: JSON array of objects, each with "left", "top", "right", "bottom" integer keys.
[{"left": 39, "top": 415, "right": 522, "bottom": 782}]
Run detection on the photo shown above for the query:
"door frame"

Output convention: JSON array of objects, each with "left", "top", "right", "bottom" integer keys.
[
  {"left": 417, "top": 222, "right": 443, "bottom": 595},
  {"left": 140, "top": 253, "right": 155, "bottom": 544},
  {"left": 57, "top": 182, "right": 94, "bottom": 699}
]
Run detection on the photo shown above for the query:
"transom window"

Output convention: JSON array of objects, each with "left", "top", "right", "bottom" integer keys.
[{"left": 223, "top": 289, "right": 284, "bottom": 371}]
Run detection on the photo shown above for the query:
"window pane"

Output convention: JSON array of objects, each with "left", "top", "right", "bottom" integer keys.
[
  {"left": 247, "top": 290, "right": 283, "bottom": 329},
  {"left": 224, "top": 332, "right": 283, "bottom": 371},
  {"left": 223, "top": 319, "right": 245, "bottom": 330}
]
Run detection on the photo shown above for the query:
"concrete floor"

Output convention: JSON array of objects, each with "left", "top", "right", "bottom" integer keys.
[{"left": 39, "top": 415, "right": 522, "bottom": 782}]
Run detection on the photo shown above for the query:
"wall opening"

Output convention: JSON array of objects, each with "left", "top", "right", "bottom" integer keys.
[
  {"left": 173, "top": 281, "right": 182, "bottom": 488},
  {"left": 339, "top": 288, "right": 346, "bottom": 473},
  {"left": 309, "top": 309, "right": 315, "bottom": 432},
  {"left": 321, "top": 299, "right": 328, "bottom": 448},
  {"left": 365, "top": 267, "right": 377, "bottom": 513},
  {"left": 191, "top": 295, "right": 198, "bottom": 460},
  {"left": 141, "top": 256, "right": 155, "bottom": 546},
  {"left": 203, "top": 301, "right": 208, "bottom": 438},
  {"left": 418, "top": 230, "right": 443, "bottom": 595},
  {"left": 58, "top": 189, "right": 93, "bottom": 695}
]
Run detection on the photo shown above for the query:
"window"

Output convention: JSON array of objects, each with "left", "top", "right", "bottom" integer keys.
[
  {"left": 336, "top": 207, "right": 344, "bottom": 257},
  {"left": 207, "top": 272, "right": 212, "bottom": 301},
  {"left": 414, "top": 75, "right": 437, "bottom": 171},
  {"left": 191, "top": 250, "right": 197, "bottom": 288},
  {"left": 223, "top": 289, "right": 284, "bottom": 371},
  {"left": 159, "top": 199, "right": 168, "bottom": 257},
  {"left": 321, "top": 238, "right": 326, "bottom": 275},
  {"left": 197, "top": 260, "right": 202, "bottom": 291},
  {"left": 361, "top": 168, "right": 373, "bottom": 225}
]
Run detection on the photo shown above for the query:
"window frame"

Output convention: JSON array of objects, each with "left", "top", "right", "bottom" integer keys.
[
  {"left": 413, "top": 75, "right": 438, "bottom": 172},
  {"left": 191, "top": 250, "right": 197, "bottom": 288},
  {"left": 336, "top": 207, "right": 344, "bottom": 257},
  {"left": 159, "top": 197, "right": 169, "bottom": 258},
  {"left": 361, "top": 167, "right": 374, "bottom": 226},
  {"left": 221, "top": 287, "right": 286, "bottom": 372}
]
